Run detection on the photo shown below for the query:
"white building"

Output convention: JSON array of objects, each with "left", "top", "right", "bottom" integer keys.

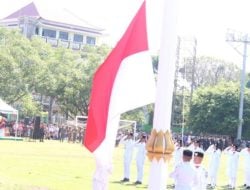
[{"left": 0, "top": 2, "right": 104, "bottom": 50}]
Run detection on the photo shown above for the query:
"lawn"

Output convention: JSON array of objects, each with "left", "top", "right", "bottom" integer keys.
[{"left": 0, "top": 140, "right": 246, "bottom": 190}]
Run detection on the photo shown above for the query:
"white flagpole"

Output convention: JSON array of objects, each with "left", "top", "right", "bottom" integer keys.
[{"left": 147, "top": 0, "right": 179, "bottom": 189}]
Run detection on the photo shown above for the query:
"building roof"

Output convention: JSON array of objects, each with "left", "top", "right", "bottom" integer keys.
[
  {"left": 4, "top": 2, "right": 40, "bottom": 19},
  {"left": 2, "top": 1, "right": 103, "bottom": 33}
]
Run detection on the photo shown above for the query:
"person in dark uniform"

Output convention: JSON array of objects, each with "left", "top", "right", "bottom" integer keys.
[
  {"left": 39, "top": 124, "right": 45, "bottom": 142},
  {"left": 58, "top": 126, "right": 66, "bottom": 142}
]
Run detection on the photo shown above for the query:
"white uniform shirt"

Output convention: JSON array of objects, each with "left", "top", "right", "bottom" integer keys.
[
  {"left": 173, "top": 146, "right": 184, "bottom": 168},
  {"left": 224, "top": 147, "right": 239, "bottom": 178},
  {"left": 240, "top": 147, "right": 250, "bottom": 186},
  {"left": 192, "top": 164, "right": 208, "bottom": 190},
  {"left": 240, "top": 148, "right": 250, "bottom": 171},
  {"left": 120, "top": 137, "right": 135, "bottom": 163},
  {"left": 170, "top": 162, "right": 198, "bottom": 190},
  {"left": 205, "top": 145, "right": 221, "bottom": 178},
  {"left": 188, "top": 143, "right": 204, "bottom": 153}
]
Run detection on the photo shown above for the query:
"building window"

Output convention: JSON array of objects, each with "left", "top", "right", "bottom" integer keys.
[
  {"left": 73, "top": 34, "right": 83, "bottom": 42},
  {"left": 86, "top": 36, "right": 96, "bottom": 45},
  {"left": 20, "top": 27, "right": 24, "bottom": 34},
  {"left": 35, "top": 27, "right": 39, "bottom": 35},
  {"left": 42, "top": 29, "right": 56, "bottom": 38},
  {"left": 59, "top": 31, "right": 68, "bottom": 40},
  {"left": 7, "top": 24, "right": 18, "bottom": 26}
]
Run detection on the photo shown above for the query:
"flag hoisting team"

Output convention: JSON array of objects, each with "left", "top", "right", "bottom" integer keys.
[
  {"left": 170, "top": 140, "right": 250, "bottom": 190},
  {"left": 118, "top": 132, "right": 250, "bottom": 189},
  {"left": 119, "top": 132, "right": 147, "bottom": 185}
]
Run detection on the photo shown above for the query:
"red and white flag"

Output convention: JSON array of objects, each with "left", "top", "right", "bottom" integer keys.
[{"left": 84, "top": 1, "right": 155, "bottom": 156}]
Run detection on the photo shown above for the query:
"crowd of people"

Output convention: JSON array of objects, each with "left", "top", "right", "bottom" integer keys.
[
  {"left": 116, "top": 131, "right": 250, "bottom": 190},
  {"left": 2, "top": 118, "right": 250, "bottom": 189},
  {"left": 4, "top": 121, "right": 84, "bottom": 143},
  {"left": 171, "top": 137, "right": 250, "bottom": 190}
]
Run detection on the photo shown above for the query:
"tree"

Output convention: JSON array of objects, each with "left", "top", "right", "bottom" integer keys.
[
  {"left": 15, "top": 94, "right": 41, "bottom": 118},
  {"left": 0, "top": 28, "right": 112, "bottom": 120},
  {"left": 171, "top": 56, "right": 241, "bottom": 131},
  {"left": 42, "top": 44, "right": 111, "bottom": 120},
  {"left": 0, "top": 29, "right": 45, "bottom": 102},
  {"left": 0, "top": 27, "right": 156, "bottom": 123},
  {"left": 183, "top": 56, "right": 240, "bottom": 88},
  {"left": 121, "top": 104, "right": 154, "bottom": 131},
  {"left": 0, "top": 28, "right": 51, "bottom": 116},
  {"left": 187, "top": 81, "right": 250, "bottom": 138}
]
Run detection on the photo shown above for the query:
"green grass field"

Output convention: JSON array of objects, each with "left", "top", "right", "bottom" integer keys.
[{"left": 0, "top": 140, "right": 246, "bottom": 190}]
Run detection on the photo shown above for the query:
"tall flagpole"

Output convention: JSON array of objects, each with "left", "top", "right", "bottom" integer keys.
[{"left": 146, "top": 0, "right": 179, "bottom": 189}]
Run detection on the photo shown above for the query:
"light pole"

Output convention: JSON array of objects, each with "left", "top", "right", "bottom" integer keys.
[
  {"left": 226, "top": 29, "right": 250, "bottom": 140},
  {"left": 180, "top": 59, "right": 188, "bottom": 146}
]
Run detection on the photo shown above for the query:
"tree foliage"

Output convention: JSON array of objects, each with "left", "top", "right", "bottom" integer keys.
[
  {"left": 0, "top": 29, "right": 48, "bottom": 104},
  {"left": 187, "top": 82, "right": 250, "bottom": 138},
  {"left": 172, "top": 56, "right": 241, "bottom": 132},
  {"left": 121, "top": 104, "right": 154, "bottom": 129},
  {"left": 0, "top": 27, "right": 111, "bottom": 119},
  {"left": 183, "top": 56, "right": 240, "bottom": 88},
  {"left": 0, "top": 28, "right": 51, "bottom": 117},
  {"left": 53, "top": 44, "right": 110, "bottom": 118}
]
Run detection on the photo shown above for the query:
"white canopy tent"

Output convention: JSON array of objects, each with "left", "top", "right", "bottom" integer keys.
[
  {"left": 0, "top": 99, "right": 18, "bottom": 115},
  {"left": 0, "top": 98, "right": 19, "bottom": 137}
]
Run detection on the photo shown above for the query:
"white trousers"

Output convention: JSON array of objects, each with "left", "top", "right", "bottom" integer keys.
[
  {"left": 124, "top": 158, "right": 132, "bottom": 179},
  {"left": 136, "top": 157, "right": 145, "bottom": 181},
  {"left": 245, "top": 169, "right": 250, "bottom": 186}
]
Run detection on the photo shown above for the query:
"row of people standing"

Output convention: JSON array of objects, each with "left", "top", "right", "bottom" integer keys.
[
  {"left": 175, "top": 134, "right": 233, "bottom": 151},
  {"left": 172, "top": 139, "right": 250, "bottom": 189},
  {"left": 118, "top": 132, "right": 147, "bottom": 185},
  {"left": 170, "top": 149, "right": 207, "bottom": 190},
  {"left": 223, "top": 144, "right": 250, "bottom": 189}
]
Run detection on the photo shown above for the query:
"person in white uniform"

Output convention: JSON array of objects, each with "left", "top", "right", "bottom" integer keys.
[
  {"left": 173, "top": 140, "right": 184, "bottom": 168},
  {"left": 92, "top": 155, "right": 112, "bottom": 190},
  {"left": 205, "top": 143, "right": 221, "bottom": 189},
  {"left": 224, "top": 144, "right": 240, "bottom": 189},
  {"left": 192, "top": 151, "right": 208, "bottom": 190},
  {"left": 170, "top": 149, "right": 198, "bottom": 190},
  {"left": 119, "top": 132, "right": 135, "bottom": 182},
  {"left": 171, "top": 139, "right": 184, "bottom": 188},
  {"left": 240, "top": 143, "right": 250, "bottom": 189},
  {"left": 188, "top": 139, "right": 204, "bottom": 153},
  {"left": 134, "top": 134, "right": 147, "bottom": 185}
]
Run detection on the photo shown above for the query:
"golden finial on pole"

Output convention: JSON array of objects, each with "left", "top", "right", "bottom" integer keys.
[{"left": 146, "top": 129, "right": 175, "bottom": 162}]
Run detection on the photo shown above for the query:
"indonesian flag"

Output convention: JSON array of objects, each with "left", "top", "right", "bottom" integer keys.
[{"left": 84, "top": 0, "right": 155, "bottom": 158}]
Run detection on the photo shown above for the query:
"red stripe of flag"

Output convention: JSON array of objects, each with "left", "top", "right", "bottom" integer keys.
[{"left": 84, "top": 1, "right": 148, "bottom": 152}]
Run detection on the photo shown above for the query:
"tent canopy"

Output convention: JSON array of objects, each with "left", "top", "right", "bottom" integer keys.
[
  {"left": 0, "top": 98, "right": 19, "bottom": 138},
  {"left": 0, "top": 98, "right": 18, "bottom": 115}
]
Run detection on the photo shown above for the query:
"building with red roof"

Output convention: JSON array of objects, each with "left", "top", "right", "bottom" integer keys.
[{"left": 0, "top": 2, "right": 104, "bottom": 50}]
